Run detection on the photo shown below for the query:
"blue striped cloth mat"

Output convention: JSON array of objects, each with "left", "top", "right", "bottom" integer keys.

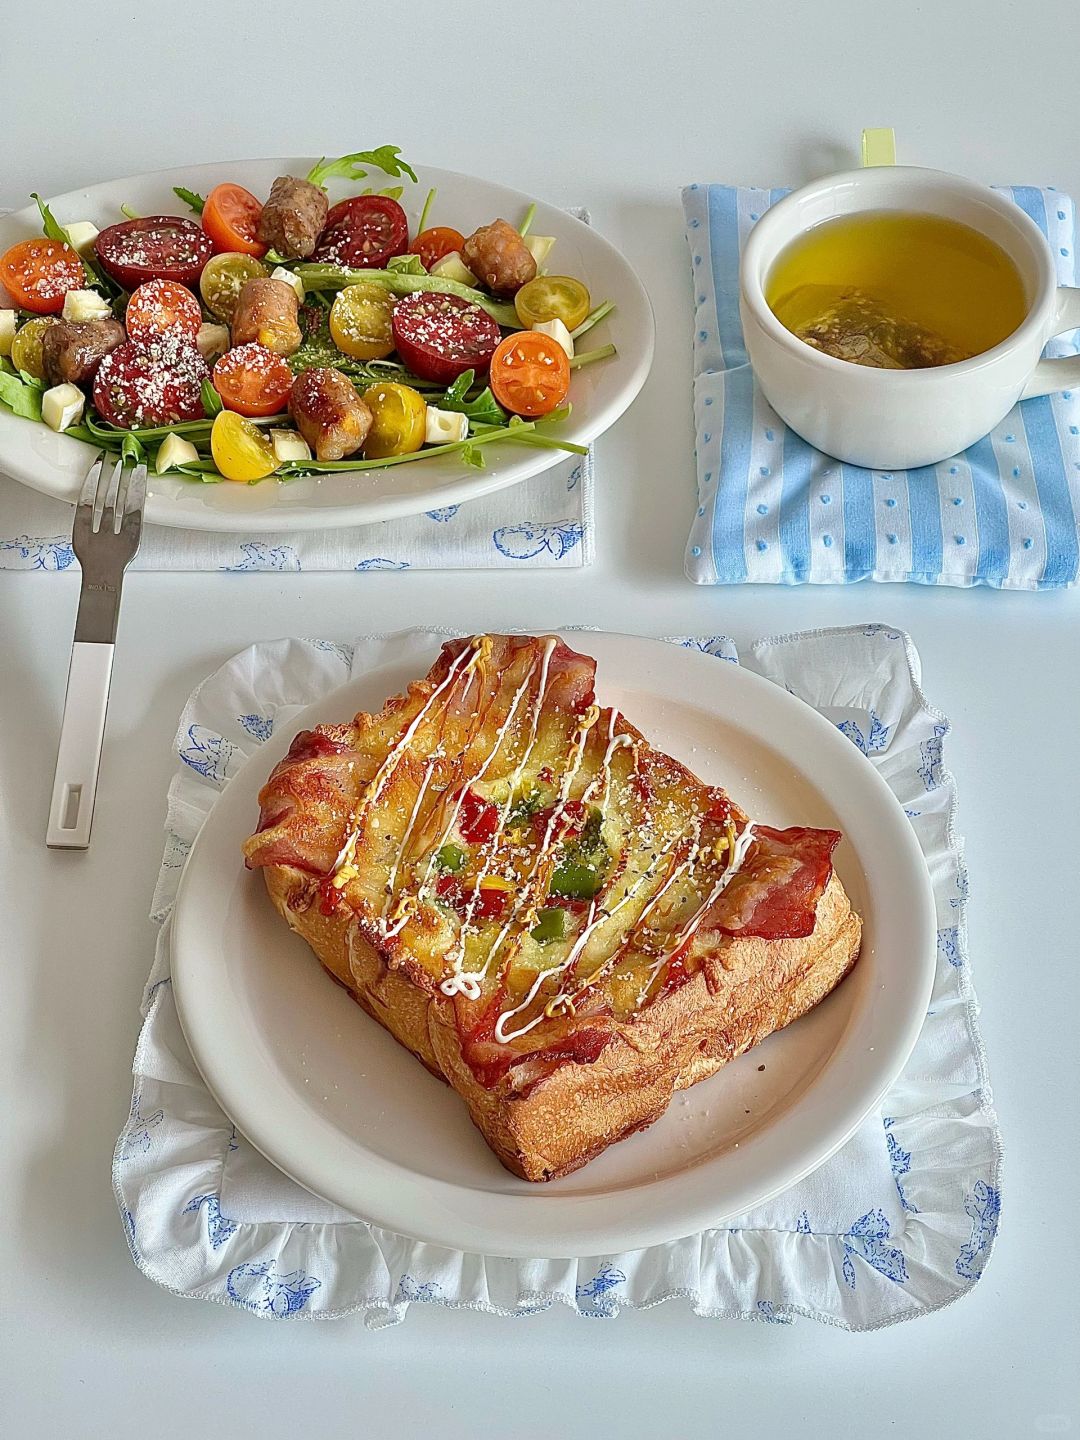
[{"left": 682, "top": 184, "right": 1080, "bottom": 588}]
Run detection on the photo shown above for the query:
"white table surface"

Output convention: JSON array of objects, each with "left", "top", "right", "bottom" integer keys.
[{"left": 2, "top": 2, "right": 1078, "bottom": 1434}]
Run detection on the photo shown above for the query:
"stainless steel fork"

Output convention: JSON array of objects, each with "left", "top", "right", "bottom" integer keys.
[{"left": 46, "top": 454, "right": 146, "bottom": 849}]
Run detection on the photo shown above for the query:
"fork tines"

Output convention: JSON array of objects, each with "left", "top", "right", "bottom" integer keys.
[{"left": 73, "top": 454, "right": 147, "bottom": 554}]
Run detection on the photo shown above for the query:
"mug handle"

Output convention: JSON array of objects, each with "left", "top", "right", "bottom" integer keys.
[{"left": 1021, "top": 286, "right": 1080, "bottom": 399}]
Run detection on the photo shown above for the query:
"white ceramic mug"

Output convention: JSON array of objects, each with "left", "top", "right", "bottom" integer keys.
[{"left": 740, "top": 166, "right": 1080, "bottom": 470}]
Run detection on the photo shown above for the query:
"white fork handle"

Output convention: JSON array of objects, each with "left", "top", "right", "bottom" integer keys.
[{"left": 47, "top": 641, "right": 115, "bottom": 850}]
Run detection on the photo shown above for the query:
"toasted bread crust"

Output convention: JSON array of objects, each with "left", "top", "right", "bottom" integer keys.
[{"left": 264, "top": 867, "right": 861, "bottom": 1180}]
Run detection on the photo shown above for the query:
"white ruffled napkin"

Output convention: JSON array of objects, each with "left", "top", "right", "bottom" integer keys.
[{"left": 114, "top": 626, "right": 1001, "bottom": 1327}]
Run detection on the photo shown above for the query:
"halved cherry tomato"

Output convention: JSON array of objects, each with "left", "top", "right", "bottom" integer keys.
[
  {"left": 410, "top": 226, "right": 465, "bottom": 272},
  {"left": 210, "top": 408, "right": 278, "bottom": 481},
  {"left": 314, "top": 195, "right": 409, "bottom": 269},
  {"left": 0, "top": 239, "right": 84, "bottom": 314},
  {"left": 125, "top": 279, "right": 202, "bottom": 345},
  {"left": 212, "top": 343, "right": 294, "bottom": 417},
  {"left": 200, "top": 252, "right": 270, "bottom": 321},
  {"left": 202, "top": 183, "right": 267, "bottom": 258},
  {"left": 514, "top": 275, "right": 591, "bottom": 332},
  {"left": 488, "top": 331, "right": 571, "bottom": 417},
  {"left": 457, "top": 789, "right": 500, "bottom": 843},
  {"left": 95, "top": 216, "right": 212, "bottom": 289},
  {"left": 361, "top": 381, "right": 427, "bottom": 458},
  {"left": 329, "top": 282, "right": 395, "bottom": 359}
]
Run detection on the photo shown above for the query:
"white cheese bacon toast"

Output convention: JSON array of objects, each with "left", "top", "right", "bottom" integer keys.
[{"left": 243, "top": 634, "right": 862, "bottom": 1181}]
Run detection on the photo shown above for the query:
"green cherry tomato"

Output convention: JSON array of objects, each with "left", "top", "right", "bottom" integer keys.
[
  {"left": 514, "top": 275, "right": 591, "bottom": 331},
  {"left": 199, "top": 252, "right": 270, "bottom": 321}
]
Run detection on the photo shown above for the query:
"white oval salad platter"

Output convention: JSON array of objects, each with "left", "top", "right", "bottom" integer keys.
[
  {"left": 0, "top": 158, "right": 653, "bottom": 532},
  {"left": 171, "top": 632, "right": 936, "bottom": 1258}
]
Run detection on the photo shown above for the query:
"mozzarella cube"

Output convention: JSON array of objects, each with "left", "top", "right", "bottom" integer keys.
[
  {"left": 271, "top": 266, "right": 305, "bottom": 302},
  {"left": 41, "top": 383, "right": 85, "bottom": 433},
  {"left": 424, "top": 406, "right": 468, "bottom": 446},
  {"left": 429, "top": 251, "right": 477, "bottom": 287},
  {"left": 270, "top": 429, "right": 312, "bottom": 464},
  {"left": 63, "top": 221, "right": 100, "bottom": 258},
  {"left": 156, "top": 433, "right": 200, "bottom": 472},
  {"left": 0, "top": 309, "right": 16, "bottom": 357},
  {"left": 523, "top": 235, "right": 556, "bottom": 269},
  {"left": 62, "top": 288, "right": 112, "bottom": 324},
  {"left": 531, "top": 317, "right": 574, "bottom": 358},
  {"left": 196, "top": 322, "right": 231, "bottom": 362}
]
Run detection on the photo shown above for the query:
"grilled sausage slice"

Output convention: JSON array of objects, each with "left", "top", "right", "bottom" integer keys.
[
  {"left": 461, "top": 219, "right": 537, "bottom": 297},
  {"left": 41, "top": 318, "right": 126, "bottom": 388},
  {"left": 231, "top": 277, "right": 303, "bottom": 356},
  {"left": 289, "top": 367, "right": 372, "bottom": 460},
  {"left": 256, "top": 176, "right": 329, "bottom": 260}
]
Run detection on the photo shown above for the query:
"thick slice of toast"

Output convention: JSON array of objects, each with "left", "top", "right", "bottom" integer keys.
[{"left": 243, "top": 634, "right": 862, "bottom": 1181}]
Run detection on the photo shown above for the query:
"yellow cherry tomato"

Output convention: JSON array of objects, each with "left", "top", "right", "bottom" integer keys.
[
  {"left": 514, "top": 275, "right": 591, "bottom": 332},
  {"left": 199, "top": 252, "right": 270, "bottom": 321},
  {"left": 210, "top": 409, "right": 278, "bottom": 482},
  {"left": 361, "top": 381, "right": 427, "bottom": 458},
  {"left": 330, "top": 282, "right": 395, "bottom": 360},
  {"left": 10, "top": 315, "right": 59, "bottom": 380}
]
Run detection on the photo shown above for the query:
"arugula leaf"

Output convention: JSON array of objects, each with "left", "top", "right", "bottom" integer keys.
[
  {"left": 439, "top": 369, "right": 507, "bottom": 426},
  {"left": 30, "top": 192, "right": 110, "bottom": 290},
  {"left": 387, "top": 253, "right": 426, "bottom": 276},
  {"left": 306, "top": 145, "right": 418, "bottom": 190},
  {"left": 0, "top": 369, "right": 43, "bottom": 420},
  {"left": 173, "top": 186, "right": 206, "bottom": 215},
  {"left": 201, "top": 379, "right": 224, "bottom": 417}
]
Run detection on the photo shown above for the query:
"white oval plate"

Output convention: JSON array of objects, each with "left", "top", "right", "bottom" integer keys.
[
  {"left": 172, "top": 633, "right": 935, "bottom": 1257},
  {"left": 0, "top": 160, "right": 653, "bottom": 532}
]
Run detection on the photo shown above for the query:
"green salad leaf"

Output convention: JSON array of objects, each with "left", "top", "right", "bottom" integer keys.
[
  {"left": 306, "top": 146, "right": 418, "bottom": 190},
  {"left": 201, "top": 379, "right": 224, "bottom": 417},
  {"left": 387, "top": 253, "right": 426, "bottom": 276},
  {"left": 121, "top": 431, "right": 147, "bottom": 466},
  {"left": 439, "top": 370, "right": 507, "bottom": 426},
  {"left": 0, "top": 368, "right": 43, "bottom": 421},
  {"left": 173, "top": 186, "right": 206, "bottom": 215}
]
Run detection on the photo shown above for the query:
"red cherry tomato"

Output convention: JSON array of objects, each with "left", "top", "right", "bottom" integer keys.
[
  {"left": 410, "top": 226, "right": 465, "bottom": 271},
  {"left": 458, "top": 789, "right": 499, "bottom": 843},
  {"left": 93, "top": 339, "right": 208, "bottom": 429},
  {"left": 313, "top": 195, "right": 409, "bottom": 269},
  {"left": 95, "top": 216, "right": 213, "bottom": 290},
  {"left": 390, "top": 291, "right": 501, "bottom": 385},
  {"left": 488, "top": 330, "right": 571, "bottom": 417},
  {"left": 212, "top": 343, "right": 294, "bottom": 417},
  {"left": 202, "top": 183, "right": 267, "bottom": 257},
  {"left": 125, "top": 279, "right": 202, "bottom": 345},
  {"left": 0, "top": 238, "right": 84, "bottom": 314}
]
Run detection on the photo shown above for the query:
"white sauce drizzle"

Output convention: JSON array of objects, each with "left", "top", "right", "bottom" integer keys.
[
  {"left": 330, "top": 638, "right": 483, "bottom": 886},
  {"left": 493, "top": 824, "right": 689, "bottom": 1043},
  {"left": 421, "top": 637, "right": 559, "bottom": 900},
  {"left": 495, "top": 820, "right": 757, "bottom": 1042},
  {"left": 446, "top": 696, "right": 604, "bottom": 1002}
]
